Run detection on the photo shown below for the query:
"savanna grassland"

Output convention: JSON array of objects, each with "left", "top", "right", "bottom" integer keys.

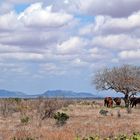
[{"left": 0, "top": 98, "right": 140, "bottom": 140}]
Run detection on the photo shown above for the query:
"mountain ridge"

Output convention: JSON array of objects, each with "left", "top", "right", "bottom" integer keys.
[
  {"left": 42, "top": 90, "right": 97, "bottom": 98},
  {"left": 0, "top": 89, "right": 27, "bottom": 98}
]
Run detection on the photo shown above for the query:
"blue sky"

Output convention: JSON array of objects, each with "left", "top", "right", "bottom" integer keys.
[
  {"left": 0, "top": 0, "right": 140, "bottom": 95},
  {"left": 14, "top": 4, "right": 30, "bottom": 13}
]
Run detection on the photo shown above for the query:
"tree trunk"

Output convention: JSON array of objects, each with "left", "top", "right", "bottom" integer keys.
[
  {"left": 124, "top": 93, "right": 132, "bottom": 113},
  {"left": 124, "top": 94, "right": 129, "bottom": 107}
]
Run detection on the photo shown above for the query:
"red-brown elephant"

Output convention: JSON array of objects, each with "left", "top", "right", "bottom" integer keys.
[{"left": 104, "top": 97, "right": 113, "bottom": 108}]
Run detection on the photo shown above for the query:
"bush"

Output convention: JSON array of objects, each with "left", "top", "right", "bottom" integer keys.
[
  {"left": 54, "top": 112, "right": 69, "bottom": 126},
  {"left": 132, "top": 132, "right": 140, "bottom": 140},
  {"left": 82, "top": 136, "right": 99, "bottom": 140},
  {"left": 99, "top": 109, "right": 108, "bottom": 116},
  {"left": 14, "top": 98, "right": 22, "bottom": 104},
  {"left": 20, "top": 116, "right": 30, "bottom": 125},
  {"left": 79, "top": 133, "right": 140, "bottom": 140},
  {"left": 12, "top": 137, "right": 35, "bottom": 140},
  {"left": 37, "top": 99, "right": 71, "bottom": 120}
]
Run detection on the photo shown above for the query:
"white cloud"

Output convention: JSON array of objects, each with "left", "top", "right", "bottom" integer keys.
[
  {"left": 103, "top": 12, "right": 140, "bottom": 30},
  {"left": 84, "top": 47, "right": 112, "bottom": 63},
  {"left": 0, "top": 62, "right": 27, "bottom": 75},
  {"left": 64, "top": 0, "right": 69, "bottom": 4},
  {"left": 5, "top": 0, "right": 36, "bottom": 3},
  {"left": 0, "top": 44, "right": 21, "bottom": 52},
  {"left": 40, "top": 63, "right": 66, "bottom": 75},
  {"left": 18, "top": 2, "right": 73, "bottom": 28},
  {"left": 70, "top": 58, "right": 89, "bottom": 68},
  {"left": 0, "top": 11, "right": 19, "bottom": 31},
  {"left": 0, "top": 32, "right": 47, "bottom": 47},
  {"left": 57, "top": 37, "right": 87, "bottom": 54},
  {"left": 71, "top": 0, "right": 140, "bottom": 17},
  {"left": 0, "top": 2, "right": 13, "bottom": 14},
  {"left": 80, "top": 11, "right": 140, "bottom": 36},
  {"left": 0, "top": 52, "right": 44, "bottom": 61},
  {"left": 92, "top": 34, "right": 140, "bottom": 50},
  {"left": 119, "top": 50, "right": 140, "bottom": 59},
  {"left": 111, "top": 58, "right": 119, "bottom": 63}
]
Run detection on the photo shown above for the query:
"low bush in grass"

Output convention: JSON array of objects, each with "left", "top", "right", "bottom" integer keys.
[
  {"left": 12, "top": 137, "right": 35, "bottom": 140},
  {"left": 77, "top": 132, "right": 140, "bottom": 140},
  {"left": 20, "top": 116, "right": 30, "bottom": 125},
  {"left": 99, "top": 109, "right": 108, "bottom": 116},
  {"left": 54, "top": 112, "right": 69, "bottom": 126}
]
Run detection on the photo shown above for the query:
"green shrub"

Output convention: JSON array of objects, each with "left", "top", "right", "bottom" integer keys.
[
  {"left": 12, "top": 137, "right": 35, "bottom": 140},
  {"left": 14, "top": 98, "right": 22, "bottom": 104},
  {"left": 99, "top": 109, "right": 108, "bottom": 116},
  {"left": 82, "top": 136, "right": 99, "bottom": 140},
  {"left": 78, "top": 133, "right": 140, "bottom": 140},
  {"left": 131, "top": 132, "right": 140, "bottom": 140},
  {"left": 54, "top": 112, "right": 69, "bottom": 126},
  {"left": 20, "top": 116, "right": 30, "bottom": 125}
]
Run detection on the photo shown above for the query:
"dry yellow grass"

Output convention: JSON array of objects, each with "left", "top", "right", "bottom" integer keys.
[{"left": 0, "top": 99, "right": 140, "bottom": 140}]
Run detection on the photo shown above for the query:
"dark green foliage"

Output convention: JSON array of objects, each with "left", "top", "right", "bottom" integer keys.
[
  {"left": 14, "top": 98, "right": 22, "bottom": 104},
  {"left": 131, "top": 132, "right": 140, "bottom": 140},
  {"left": 79, "top": 133, "right": 140, "bottom": 140},
  {"left": 99, "top": 109, "right": 108, "bottom": 116},
  {"left": 54, "top": 112, "right": 69, "bottom": 126},
  {"left": 82, "top": 136, "right": 99, "bottom": 140},
  {"left": 12, "top": 137, "right": 35, "bottom": 140},
  {"left": 20, "top": 116, "right": 29, "bottom": 125}
]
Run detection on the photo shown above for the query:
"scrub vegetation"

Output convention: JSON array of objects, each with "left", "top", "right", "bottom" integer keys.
[{"left": 0, "top": 98, "right": 140, "bottom": 140}]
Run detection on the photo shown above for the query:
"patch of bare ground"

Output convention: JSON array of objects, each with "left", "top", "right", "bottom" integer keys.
[{"left": 0, "top": 99, "right": 140, "bottom": 139}]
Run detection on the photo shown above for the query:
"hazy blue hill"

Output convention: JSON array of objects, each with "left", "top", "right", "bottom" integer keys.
[
  {"left": 41, "top": 90, "right": 98, "bottom": 98},
  {"left": 0, "top": 89, "right": 27, "bottom": 98}
]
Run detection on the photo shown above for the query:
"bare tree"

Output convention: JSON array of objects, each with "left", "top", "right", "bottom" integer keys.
[{"left": 93, "top": 65, "right": 140, "bottom": 107}]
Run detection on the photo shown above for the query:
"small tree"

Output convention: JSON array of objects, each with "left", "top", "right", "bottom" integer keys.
[{"left": 93, "top": 65, "right": 140, "bottom": 107}]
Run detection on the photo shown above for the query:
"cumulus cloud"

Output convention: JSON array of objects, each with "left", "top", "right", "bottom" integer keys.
[
  {"left": 102, "top": 11, "right": 140, "bottom": 32},
  {"left": 0, "top": 52, "right": 44, "bottom": 61},
  {"left": 0, "top": 63, "right": 25, "bottom": 73},
  {"left": 0, "top": 11, "right": 19, "bottom": 31},
  {"left": 0, "top": 44, "right": 21, "bottom": 53},
  {"left": 39, "top": 63, "right": 67, "bottom": 75},
  {"left": 119, "top": 50, "right": 140, "bottom": 59},
  {"left": 70, "top": 0, "right": 140, "bottom": 17},
  {"left": 70, "top": 58, "right": 89, "bottom": 68},
  {"left": 92, "top": 34, "right": 140, "bottom": 50},
  {"left": 80, "top": 11, "right": 140, "bottom": 36},
  {"left": 57, "top": 37, "right": 87, "bottom": 54},
  {"left": 0, "top": 32, "right": 47, "bottom": 47},
  {"left": 0, "top": 2, "right": 13, "bottom": 14},
  {"left": 18, "top": 3, "right": 73, "bottom": 28},
  {"left": 6, "top": 0, "right": 37, "bottom": 3},
  {"left": 64, "top": 0, "right": 69, "bottom": 4}
]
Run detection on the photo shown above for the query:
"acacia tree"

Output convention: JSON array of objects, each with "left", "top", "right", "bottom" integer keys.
[{"left": 93, "top": 65, "right": 140, "bottom": 107}]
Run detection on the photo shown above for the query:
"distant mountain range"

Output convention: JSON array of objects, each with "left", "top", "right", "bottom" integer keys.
[
  {"left": 0, "top": 89, "right": 27, "bottom": 98},
  {"left": 0, "top": 89, "right": 101, "bottom": 98},
  {"left": 41, "top": 90, "right": 98, "bottom": 98}
]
